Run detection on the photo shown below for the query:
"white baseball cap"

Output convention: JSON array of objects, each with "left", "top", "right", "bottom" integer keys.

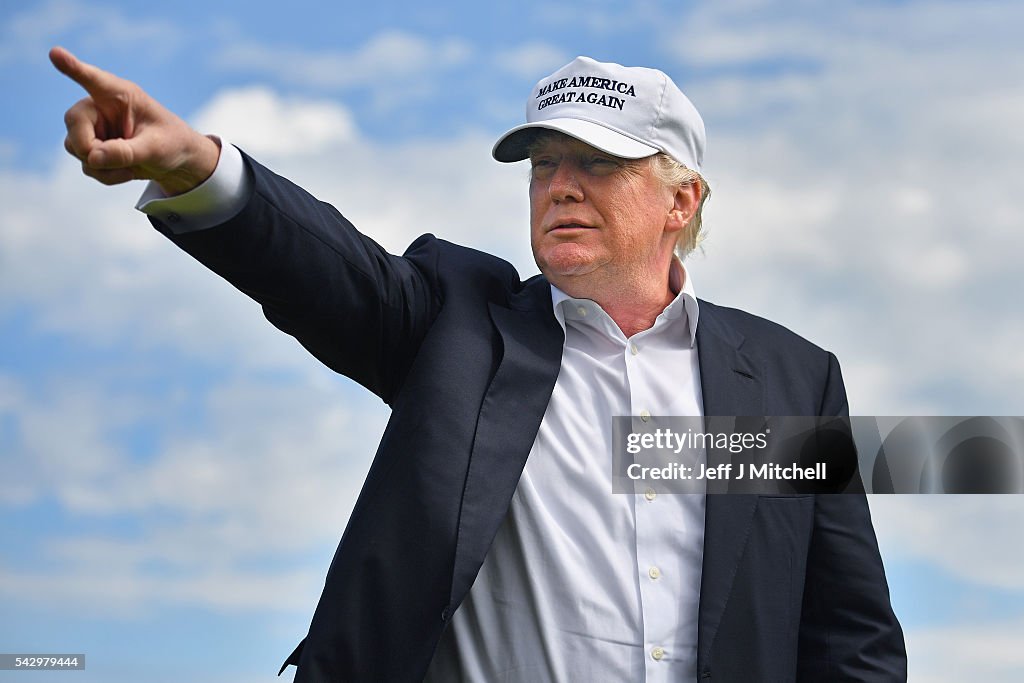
[{"left": 492, "top": 56, "right": 706, "bottom": 172}]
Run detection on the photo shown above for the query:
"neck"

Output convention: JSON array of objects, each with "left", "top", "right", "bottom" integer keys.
[
  {"left": 554, "top": 258, "right": 681, "bottom": 338},
  {"left": 600, "top": 288, "right": 675, "bottom": 337}
]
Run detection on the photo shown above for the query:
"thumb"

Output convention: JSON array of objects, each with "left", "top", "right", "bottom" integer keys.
[{"left": 86, "top": 137, "right": 139, "bottom": 170}]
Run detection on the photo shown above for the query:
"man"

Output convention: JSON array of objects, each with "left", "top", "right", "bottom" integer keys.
[{"left": 53, "top": 47, "right": 906, "bottom": 682}]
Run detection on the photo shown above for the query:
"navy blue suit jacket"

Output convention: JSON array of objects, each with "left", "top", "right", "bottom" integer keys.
[{"left": 153, "top": 153, "right": 906, "bottom": 682}]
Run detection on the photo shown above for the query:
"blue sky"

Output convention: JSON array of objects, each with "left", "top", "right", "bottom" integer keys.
[{"left": 2, "top": 0, "right": 1024, "bottom": 681}]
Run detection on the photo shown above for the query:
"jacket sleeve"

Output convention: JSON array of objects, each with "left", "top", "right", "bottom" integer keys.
[
  {"left": 797, "top": 353, "right": 908, "bottom": 681},
  {"left": 149, "top": 151, "right": 442, "bottom": 404}
]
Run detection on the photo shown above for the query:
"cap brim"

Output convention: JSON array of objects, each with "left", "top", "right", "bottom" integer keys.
[{"left": 492, "top": 118, "right": 660, "bottom": 163}]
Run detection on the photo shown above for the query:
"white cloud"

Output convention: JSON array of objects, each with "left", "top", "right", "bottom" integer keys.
[
  {"left": 0, "top": 369, "right": 386, "bottom": 615},
  {"left": 0, "top": 0, "right": 183, "bottom": 64},
  {"left": 214, "top": 30, "right": 472, "bottom": 92},
  {"left": 0, "top": 138, "right": 16, "bottom": 165},
  {"left": 2, "top": 368, "right": 385, "bottom": 531},
  {"left": 665, "top": 1, "right": 1024, "bottom": 71},
  {"left": 0, "top": 560, "right": 323, "bottom": 616},
  {"left": 494, "top": 42, "right": 568, "bottom": 79},
  {"left": 270, "top": 133, "right": 533, "bottom": 268},
  {"left": 885, "top": 243, "right": 969, "bottom": 291},
  {"left": 0, "top": 158, "right": 313, "bottom": 371},
  {"left": 905, "top": 618, "right": 1024, "bottom": 683},
  {"left": 533, "top": 1, "right": 667, "bottom": 36},
  {"left": 192, "top": 87, "right": 356, "bottom": 156},
  {"left": 871, "top": 497, "right": 1024, "bottom": 591},
  {"left": 660, "top": 1, "right": 1024, "bottom": 414}
]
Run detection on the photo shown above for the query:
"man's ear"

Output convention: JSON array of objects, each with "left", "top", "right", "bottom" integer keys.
[{"left": 665, "top": 181, "right": 702, "bottom": 235}]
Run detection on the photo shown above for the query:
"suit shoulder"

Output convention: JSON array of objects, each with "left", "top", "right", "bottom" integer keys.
[
  {"left": 698, "top": 299, "right": 847, "bottom": 415},
  {"left": 405, "top": 233, "right": 534, "bottom": 296},
  {"left": 698, "top": 299, "right": 831, "bottom": 360}
]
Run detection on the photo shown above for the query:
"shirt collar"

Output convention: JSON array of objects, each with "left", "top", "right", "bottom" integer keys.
[{"left": 549, "top": 257, "right": 699, "bottom": 348}]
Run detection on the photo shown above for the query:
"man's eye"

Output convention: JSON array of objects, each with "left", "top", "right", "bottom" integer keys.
[
  {"left": 586, "top": 157, "right": 618, "bottom": 172},
  {"left": 531, "top": 159, "right": 557, "bottom": 177}
]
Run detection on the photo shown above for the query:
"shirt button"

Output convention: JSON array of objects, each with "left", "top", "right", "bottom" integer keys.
[
  {"left": 644, "top": 488, "right": 657, "bottom": 501},
  {"left": 649, "top": 566, "right": 661, "bottom": 580},
  {"left": 630, "top": 343, "right": 639, "bottom": 355},
  {"left": 651, "top": 646, "right": 665, "bottom": 661},
  {"left": 576, "top": 305, "right": 587, "bottom": 316},
  {"left": 166, "top": 212, "right": 181, "bottom": 223},
  {"left": 640, "top": 409, "right": 651, "bottom": 422}
]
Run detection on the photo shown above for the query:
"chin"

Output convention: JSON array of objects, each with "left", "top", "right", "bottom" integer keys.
[
  {"left": 536, "top": 256, "right": 597, "bottom": 280},
  {"left": 534, "top": 243, "right": 601, "bottom": 278}
]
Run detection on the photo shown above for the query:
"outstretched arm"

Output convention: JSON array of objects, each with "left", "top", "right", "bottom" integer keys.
[{"left": 52, "top": 48, "right": 441, "bottom": 401}]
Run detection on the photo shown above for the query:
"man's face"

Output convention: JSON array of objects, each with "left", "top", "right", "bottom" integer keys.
[{"left": 528, "top": 133, "right": 679, "bottom": 292}]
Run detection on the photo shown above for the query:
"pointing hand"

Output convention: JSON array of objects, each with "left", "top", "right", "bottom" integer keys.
[{"left": 51, "top": 46, "right": 220, "bottom": 195}]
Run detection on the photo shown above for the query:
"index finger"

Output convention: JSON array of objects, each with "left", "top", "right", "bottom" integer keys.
[{"left": 49, "top": 46, "right": 125, "bottom": 97}]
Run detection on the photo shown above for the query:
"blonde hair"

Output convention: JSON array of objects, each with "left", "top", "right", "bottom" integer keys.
[{"left": 648, "top": 152, "right": 710, "bottom": 258}]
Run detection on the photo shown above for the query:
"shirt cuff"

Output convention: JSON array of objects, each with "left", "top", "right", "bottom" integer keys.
[{"left": 135, "top": 137, "right": 252, "bottom": 234}]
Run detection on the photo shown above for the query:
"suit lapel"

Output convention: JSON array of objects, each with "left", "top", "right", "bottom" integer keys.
[
  {"left": 695, "top": 302, "right": 765, "bottom": 667},
  {"left": 696, "top": 302, "right": 763, "bottom": 419},
  {"left": 448, "top": 277, "right": 564, "bottom": 607}
]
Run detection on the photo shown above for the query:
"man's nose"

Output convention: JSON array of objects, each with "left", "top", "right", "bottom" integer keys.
[{"left": 548, "top": 161, "right": 584, "bottom": 203}]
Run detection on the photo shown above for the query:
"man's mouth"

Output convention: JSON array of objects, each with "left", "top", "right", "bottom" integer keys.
[{"left": 548, "top": 222, "right": 595, "bottom": 233}]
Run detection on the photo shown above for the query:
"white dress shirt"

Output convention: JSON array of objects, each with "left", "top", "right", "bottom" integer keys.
[
  {"left": 425, "top": 272, "right": 706, "bottom": 683},
  {"left": 137, "top": 144, "right": 708, "bottom": 682}
]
